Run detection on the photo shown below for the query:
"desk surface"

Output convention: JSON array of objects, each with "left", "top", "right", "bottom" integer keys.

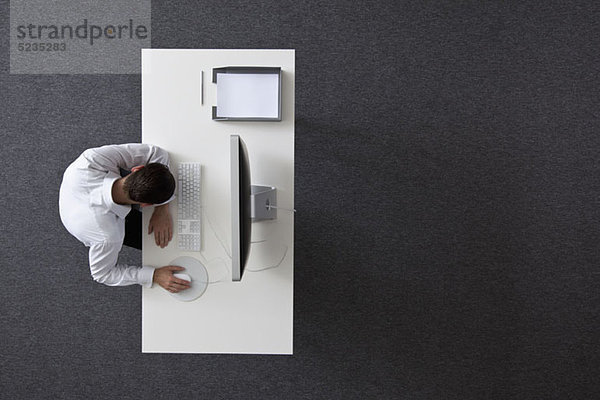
[{"left": 141, "top": 49, "right": 294, "bottom": 354}]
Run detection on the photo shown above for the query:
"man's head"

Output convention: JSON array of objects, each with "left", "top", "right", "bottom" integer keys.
[{"left": 123, "top": 163, "right": 175, "bottom": 205}]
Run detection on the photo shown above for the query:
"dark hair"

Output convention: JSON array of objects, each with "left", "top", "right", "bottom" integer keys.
[{"left": 123, "top": 163, "right": 175, "bottom": 204}]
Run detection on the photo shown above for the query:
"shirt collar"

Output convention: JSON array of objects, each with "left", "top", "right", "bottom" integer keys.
[{"left": 102, "top": 171, "right": 132, "bottom": 219}]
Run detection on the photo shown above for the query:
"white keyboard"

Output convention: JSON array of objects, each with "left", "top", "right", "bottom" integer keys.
[{"left": 177, "top": 162, "right": 202, "bottom": 251}]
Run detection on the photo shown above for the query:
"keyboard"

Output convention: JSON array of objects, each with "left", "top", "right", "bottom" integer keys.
[{"left": 177, "top": 162, "right": 202, "bottom": 251}]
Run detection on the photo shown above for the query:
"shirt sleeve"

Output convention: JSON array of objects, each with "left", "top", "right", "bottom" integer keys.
[
  {"left": 88, "top": 242, "right": 155, "bottom": 287},
  {"left": 83, "top": 143, "right": 171, "bottom": 173}
]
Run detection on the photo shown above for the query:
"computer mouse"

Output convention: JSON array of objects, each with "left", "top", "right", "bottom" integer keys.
[
  {"left": 168, "top": 256, "right": 208, "bottom": 302},
  {"left": 173, "top": 272, "right": 192, "bottom": 284}
]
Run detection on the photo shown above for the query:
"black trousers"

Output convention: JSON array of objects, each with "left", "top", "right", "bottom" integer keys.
[{"left": 123, "top": 208, "right": 142, "bottom": 250}]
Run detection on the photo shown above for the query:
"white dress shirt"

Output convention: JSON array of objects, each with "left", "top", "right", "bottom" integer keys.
[{"left": 59, "top": 143, "right": 172, "bottom": 287}]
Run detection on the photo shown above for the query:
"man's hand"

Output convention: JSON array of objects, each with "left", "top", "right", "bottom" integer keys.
[
  {"left": 148, "top": 204, "right": 173, "bottom": 248},
  {"left": 153, "top": 266, "right": 191, "bottom": 293}
]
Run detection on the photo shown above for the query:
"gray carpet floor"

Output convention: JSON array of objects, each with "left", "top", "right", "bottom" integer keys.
[{"left": 1, "top": 1, "right": 599, "bottom": 399}]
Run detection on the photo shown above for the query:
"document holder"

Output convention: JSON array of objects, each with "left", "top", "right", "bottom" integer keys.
[{"left": 212, "top": 66, "right": 282, "bottom": 121}]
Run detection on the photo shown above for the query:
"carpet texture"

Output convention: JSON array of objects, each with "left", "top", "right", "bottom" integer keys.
[{"left": 1, "top": 1, "right": 599, "bottom": 399}]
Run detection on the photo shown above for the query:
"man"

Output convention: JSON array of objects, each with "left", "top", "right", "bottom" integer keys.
[{"left": 59, "top": 143, "right": 190, "bottom": 293}]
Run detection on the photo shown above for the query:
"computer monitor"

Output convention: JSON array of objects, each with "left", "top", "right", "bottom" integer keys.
[
  {"left": 231, "top": 135, "right": 252, "bottom": 281},
  {"left": 230, "top": 134, "right": 278, "bottom": 282}
]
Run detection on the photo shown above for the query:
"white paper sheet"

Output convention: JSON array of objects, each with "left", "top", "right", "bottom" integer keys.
[{"left": 216, "top": 73, "right": 279, "bottom": 118}]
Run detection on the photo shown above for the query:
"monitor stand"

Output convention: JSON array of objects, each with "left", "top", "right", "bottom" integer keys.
[{"left": 251, "top": 185, "right": 277, "bottom": 221}]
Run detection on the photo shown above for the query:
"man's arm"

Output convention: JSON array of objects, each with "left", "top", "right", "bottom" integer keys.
[
  {"left": 148, "top": 203, "right": 173, "bottom": 248},
  {"left": 88, "top": 242, "right": 155, "bottom": 287},
  {"left": 88, "top": 241, "right": 190, "bottom": 292}
]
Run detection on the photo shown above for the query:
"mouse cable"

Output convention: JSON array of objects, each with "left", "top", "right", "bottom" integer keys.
[
  {"left": 190, "top": 208, "right": 231, "bottom": 285},
  {"left": 202, "top": 208, "right": 290, "bottom": 275},
  {"left": 204, "top": 256, "right": 230, "bottom": 285},
  {"left": 246, "top": 244, "right": 289, "bottom": 273},
  {"left": 202, "top": 207, "right": 231, "bottom": 258},
  {"left": 192, "top": 248, "right": 230, "bottom": 285}
]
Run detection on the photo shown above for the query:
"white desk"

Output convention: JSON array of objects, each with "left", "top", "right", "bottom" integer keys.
[{"left": 141, "top": 49, "right": 294, "bottom": 354}]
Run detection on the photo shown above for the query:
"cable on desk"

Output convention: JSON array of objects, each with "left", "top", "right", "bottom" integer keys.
[
  {"left": 204, "top": 256, "right": 230, "bottom": 285},
  {"left": 202, "top": 208, "right": 290, "bottom": 276},
  {"left": 203, "top": 208, "right": 231, "bottom": 258},
  {"left": 246, "top": 244, "right": 289, "bottom": 273}
]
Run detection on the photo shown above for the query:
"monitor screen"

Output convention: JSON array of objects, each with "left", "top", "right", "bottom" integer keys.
[{"left": 231, "top": 135, "right": 252, "bottom": 281}]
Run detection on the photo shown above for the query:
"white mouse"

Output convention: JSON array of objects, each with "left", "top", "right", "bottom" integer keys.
[
  {"left": 167, "top": 256, "right": 208, "bottom": 301},
  {"left": 173, "top": 272, "right": 192, "bottom": 284}
]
